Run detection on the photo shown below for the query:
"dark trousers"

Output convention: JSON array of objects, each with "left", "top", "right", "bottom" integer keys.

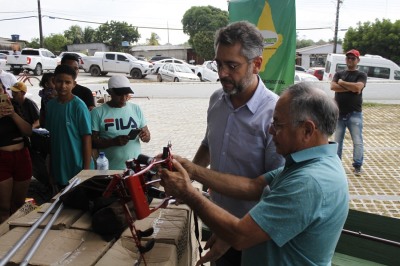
[{"left": 215, "top": 247, "right": 241, "bottom": 266}]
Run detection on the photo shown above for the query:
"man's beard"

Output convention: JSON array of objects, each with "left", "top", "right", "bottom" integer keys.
[{"left": 221, "top": 66, "right": 254, "bottom": 96}]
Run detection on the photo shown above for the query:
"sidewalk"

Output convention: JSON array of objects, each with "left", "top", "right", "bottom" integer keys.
[{"left": 28, "top": 99, "right": 400, "bottom": 219}]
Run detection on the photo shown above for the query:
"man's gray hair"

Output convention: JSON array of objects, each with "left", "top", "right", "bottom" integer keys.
[
  {"left": 284, "top": 83, "right": 339, "bottom": 136},
  {"left": 214, "top": 21, "right": 264, "bottom": 60}
]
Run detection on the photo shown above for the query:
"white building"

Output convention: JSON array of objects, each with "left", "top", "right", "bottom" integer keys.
[{"left": 296, "top": 44, "right": 343, "bottom": 69}]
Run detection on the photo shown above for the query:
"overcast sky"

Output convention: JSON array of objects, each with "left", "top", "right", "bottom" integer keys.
[{"left": 1, "top": 0, "right": 399, "bottom": 45}]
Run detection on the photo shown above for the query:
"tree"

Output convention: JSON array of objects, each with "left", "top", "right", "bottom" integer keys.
[
  {"left": 182, "top": 6, "right": 228, "bottom": 60},
  {"left": 343, "top": 19, "right": 400, "bottom": 64},
  {"left": 296, "top": 39, "right": 314, "bottom": 49},
  {"left": 94, "top": 20, "right": 140, "bottom": 51},
  {"left": 146, "top": 33, "right": 160, "bottom": 46},
  {"left": 64, "top": 25, "right": 84, "bottom": 44},
  {"left": 192, "top": 32, "right": 215, "bottom": 60},
  {"left": 83, "top": 27, "right": 96, "bottom": 43},
  {"left": 43, "top": 34, "right": 70, "bottom": 53},
  {"left": 27, "top": 38, "right": 40, "bottom": 49}
]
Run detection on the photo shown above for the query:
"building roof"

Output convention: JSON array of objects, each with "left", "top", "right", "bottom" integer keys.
[
  {"left": 296, "top": 43, "right": 343, "bottom": 54},
  {"left": 130, "top": 44, "right": 192, "bottom": 52}
]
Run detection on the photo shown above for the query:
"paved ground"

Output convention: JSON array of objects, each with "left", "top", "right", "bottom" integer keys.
[{"left": 28, "top": 99, "right": 400, "bottom": 219}]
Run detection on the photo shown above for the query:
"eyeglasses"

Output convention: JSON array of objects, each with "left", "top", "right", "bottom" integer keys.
[
  {"left": 270, "top": 120, "right": 305, "bottom": 131},
  {"left": 346, "top": 56, "right": 357, "bottom": 61},
  {"left": 213, "top": 58, "right": 254, "bottom": 73},
  {"left": 270, "top": 121, "right": 290, "bottom": 131}
]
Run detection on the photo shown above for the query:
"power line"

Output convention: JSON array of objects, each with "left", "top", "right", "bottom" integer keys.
[{"left": 2, "top": 15, "right": 335, "bottom": 32}]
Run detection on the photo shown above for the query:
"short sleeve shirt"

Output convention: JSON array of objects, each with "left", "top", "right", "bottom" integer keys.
[
  {"left": 333, "top": 70, "right": 367, "bottom": 114},
  {"left": 91, "top": 102, "right": 147, "bottom": 170},
  {"left": 245, "top": 143, "right": 349, "bottom": 265}
]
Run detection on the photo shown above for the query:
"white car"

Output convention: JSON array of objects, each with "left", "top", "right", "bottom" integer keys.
[
  {"left": 294, "top": 71, "right": 319, "bottom": 83},
  {"left": 157, "top": 63, "right": 200, "bottom": 82},
  {"left": 152, "top": 58, "right": 188, "bottom": 74},
  {"left": 195, "top": 61, "right": 219, "bottom": 82}
]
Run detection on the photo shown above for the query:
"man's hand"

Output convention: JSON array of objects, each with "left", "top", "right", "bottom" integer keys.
[
  {"left": 174, "top": 155, "right": 196, "bottom": 177},
  {"left": 160, "top": 159, "right": 196, "bottom": 200},
  {"left": 196, "top": 234, "right": 230, "bottom": 266},
  {"left": 139, "top": 126, "right": 151, "bottom": 143},
  {"left": 113, "top": 135, "right": 130, "bottom": 146}
]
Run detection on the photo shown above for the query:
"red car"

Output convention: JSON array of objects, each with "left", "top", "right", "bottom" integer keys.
[{"left": 306, "top": 67, "right": 325, "bottom": 81}]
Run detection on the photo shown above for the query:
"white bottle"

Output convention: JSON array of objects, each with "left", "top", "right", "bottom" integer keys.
[{"left": 96, "top": 152, "right": 109, "bottom": 174}]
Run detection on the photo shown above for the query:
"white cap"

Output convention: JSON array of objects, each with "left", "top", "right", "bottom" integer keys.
[{"left": 107, "top": 76, "right": 134, "bottom": 95}]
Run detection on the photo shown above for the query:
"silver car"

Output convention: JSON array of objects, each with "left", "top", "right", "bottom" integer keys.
[{"left": 157, "top": 63, "right": 200, "bottom": 82}]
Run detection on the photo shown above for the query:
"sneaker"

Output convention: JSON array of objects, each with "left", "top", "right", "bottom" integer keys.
[{"left": 354, "top": 167, "right": 362, "bottom": 176}]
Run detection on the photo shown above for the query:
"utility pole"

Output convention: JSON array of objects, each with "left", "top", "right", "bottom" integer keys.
[
  {"left": 333, "top": 0, "right": 342, "bottom": 53},
  {"left": 38, "top": 0, "right": 43, "bottom": 47}
]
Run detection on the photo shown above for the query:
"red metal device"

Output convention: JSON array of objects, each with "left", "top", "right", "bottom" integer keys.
[{"left": 103, "top": 143, "right": 174, "bottom": 265}]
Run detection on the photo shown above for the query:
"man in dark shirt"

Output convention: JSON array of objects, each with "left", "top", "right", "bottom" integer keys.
[
  {"left": 61, "top": 53, "right": 95, "bottom": 110},
  {"left": 10, "top": 81, "right": 39, "bottom": 128},
  {"left": 331, "top": 49, "right": 367, "bottom": 175}
]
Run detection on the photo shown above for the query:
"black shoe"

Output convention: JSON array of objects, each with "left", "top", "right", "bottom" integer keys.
[{"left": 354, "top": 167, "right": 362, "bottom": 176}]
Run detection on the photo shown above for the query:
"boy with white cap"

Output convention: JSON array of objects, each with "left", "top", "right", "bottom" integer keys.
[{"left": 91, "top": 75, "right": 150, "bottom": 170}]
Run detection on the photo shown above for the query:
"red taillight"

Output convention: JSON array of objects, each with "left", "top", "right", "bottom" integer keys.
[
  {"left": 26, "top": 57, "right": 31, "bottom": 64},
  {"left": 79, "top": 58, "right": 84, "bottom": 64}
]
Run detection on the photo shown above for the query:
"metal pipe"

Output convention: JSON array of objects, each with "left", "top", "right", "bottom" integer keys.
[
  {"left": 19, "top": 202, "right": 64, "bottom": 266},
  {"left": 0, "top": 178, "right": 80, "bottom": 266},
  {"left": 342, "top": 229, "right": 400, "bottom": 248}
]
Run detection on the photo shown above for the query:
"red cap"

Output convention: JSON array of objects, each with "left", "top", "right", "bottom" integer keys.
[{"left": 346, "top": 49, "right": 360, "bottom": 58}]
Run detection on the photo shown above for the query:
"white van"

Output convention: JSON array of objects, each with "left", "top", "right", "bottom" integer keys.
[{"left": 323, "top": 53, "right": 400, "bottom": 81}]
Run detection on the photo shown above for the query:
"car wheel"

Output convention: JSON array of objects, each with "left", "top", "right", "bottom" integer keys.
[
  {"left": 33, "top": 64, "right": 42, "bottom": 76},
  {"left": 157, "top": 74, "right": 162, "bottom": 82},
  {"left": 100, "top": 72, "right": 108, "bottom": 76},
  {"left": 90, "top": 66, "right": 101, "bottom": 76},
  {"left": 197, "top": 73, "right": 203, "bottom": 82},
  {"left": 130, "top": 68, "right": 142, "bottom": 79},
  {"left": 174, "top": 77, "right": 179, "bottom": 82}
]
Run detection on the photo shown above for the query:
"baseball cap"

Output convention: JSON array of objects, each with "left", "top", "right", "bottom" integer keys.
[
  {"left": 10, "top": 82, "right": 27, "bottom": 93},
  {"left": 107, "top": 76, "right": 134, "bottom": 95},
  {"left": 346, "top": 49, "right": 360, "bottom": 58}
]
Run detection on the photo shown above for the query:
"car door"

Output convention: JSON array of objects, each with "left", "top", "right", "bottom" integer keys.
[
  {"left": 40, "top": 50, "right": 49, "bottom": 70},
  {"left": 103, "top": 53, "right": 116, "bottom": 72},
  {"left": 46, "top": 50, "right": 57, "bottom": 70},
  {"left": 163, "top": 64, "right": 174, "bottom": 81},
  {"left": 203, "top": 61, "right": 219, "bottom": 81},
  {"left": 115, "top": 54, "right": 130, "bottom": 73}
]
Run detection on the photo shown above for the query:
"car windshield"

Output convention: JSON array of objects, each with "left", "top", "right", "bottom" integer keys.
[
  {"left": 174, "top": 64, "right": 193, "bottom": 73},
  {"left": 126, "top": 54, "right": 138, "bottom": 61}
]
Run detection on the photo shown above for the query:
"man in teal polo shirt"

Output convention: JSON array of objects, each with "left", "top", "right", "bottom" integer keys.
[{"left": 160, "top": 83, "right": 349, "bottom": 265}]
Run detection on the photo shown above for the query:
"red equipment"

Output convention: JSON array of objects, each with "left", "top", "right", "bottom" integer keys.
[{"left": 103, "top": 143, "right": 174, "bottom": 265}]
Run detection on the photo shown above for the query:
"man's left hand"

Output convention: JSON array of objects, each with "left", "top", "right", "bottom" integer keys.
[
  {"left": 196, "top": 234, "right": 230, "bottom": 266},
  {"left": 160, "top": 159, "right": 195, "bottom": 200}
]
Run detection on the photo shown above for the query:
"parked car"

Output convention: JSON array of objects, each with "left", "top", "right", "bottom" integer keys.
[
  {"left": 157, "top": 63, "right": 200, "bottom": 82},
  {"left": 306, "top": 67, "right": 325, "bottom": 80},
  {"left": 58, "top": 52, "right": 87, "bottom": 70},
  {"left": 152, "top": 58, "right": 188, "bottom": 74},
  {"left": 294, "top": 71, "right": 319, "bottom": 83},
  {"left": 295, "top": 65, "right": 307, "bottom": 72},
  {"left": 194, "top": 61, "right": 219, "bottom": 82},
  {"left": 149, "top": 56, "right": 172, "bottom": 63},
  {"left": 6, "top": 48, "right": 58, "bottom": 75},
  {"left": 81, "top": 52, "right": 152, "bottom": 79},
  {"left": 323, "top": 53, "right": 400, "bottom": 81}
]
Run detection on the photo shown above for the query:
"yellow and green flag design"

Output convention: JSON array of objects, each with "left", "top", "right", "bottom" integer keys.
[{"left": 229, "top": 0, "right": 296, "bottom": 94}]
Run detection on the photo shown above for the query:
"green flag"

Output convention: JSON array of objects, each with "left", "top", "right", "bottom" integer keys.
[{"left": 229, "top": 0, "right": 296, "bottom": 94}]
